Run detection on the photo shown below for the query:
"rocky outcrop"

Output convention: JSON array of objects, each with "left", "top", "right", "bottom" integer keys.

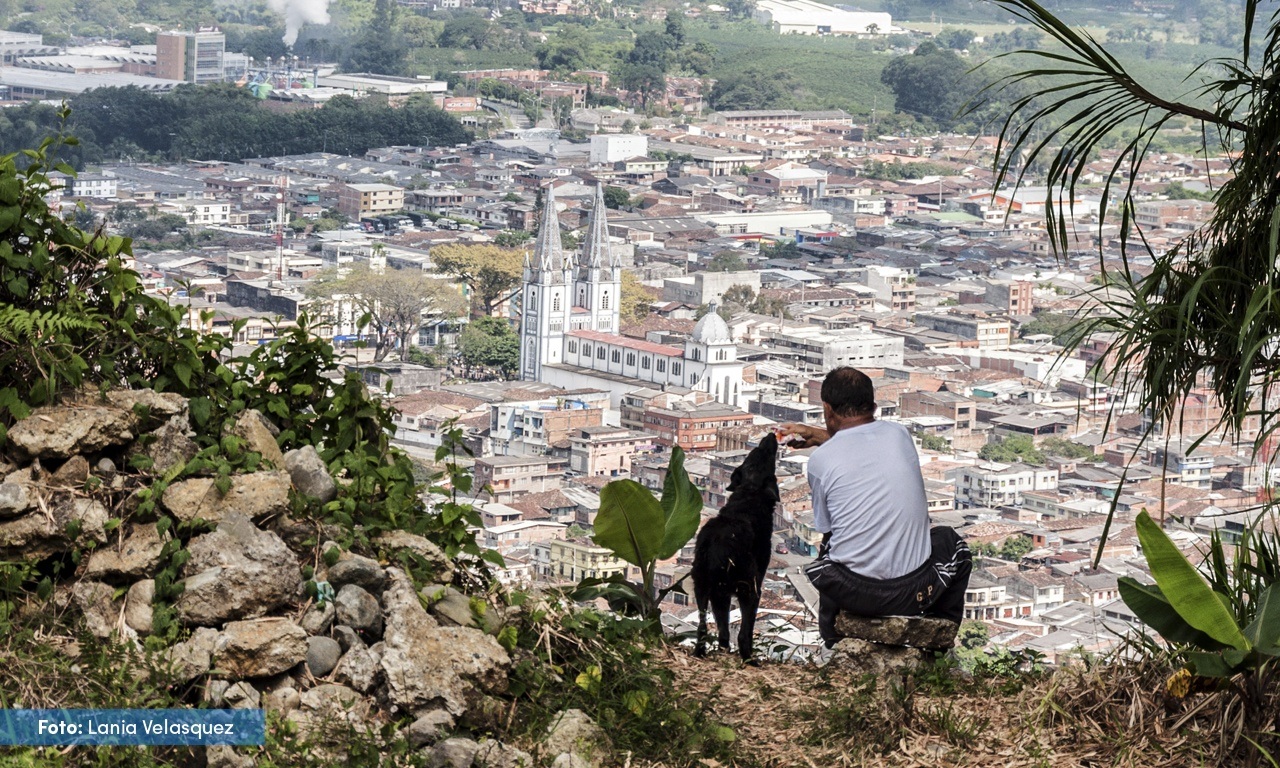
[
  {"left": 215, "top": 618, "right": 308, "bottom": 678},
  {"left": 833, "top": 614, "right": 960, "bottom": 651},
  {"left": 161, "top": 471, "right": 291, "bottom": 523},
  {"left": 175, "top": 515, "right": 301, "bottom": 626},
  {"left": 284, "top": 445, "right": 336, "bottom": 503},
  {"left": 380, "top": 569, "right": 510, "bottom": 717},
  {"left": 0, "top": 497, "right": 108, "bottom": 559},
  {"left": 8, "top": 401, "right": 138, "bottom": 459},
  {"left": 230, "top": 410, "right": 283, "bottom": 467},
  {"left": 85, "top": 523, "right": 166, "bottom": 581}
]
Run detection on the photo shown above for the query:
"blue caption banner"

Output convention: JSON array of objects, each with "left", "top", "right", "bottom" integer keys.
[{"left": 0, "top": 709, "right": 265, "bottom": 746}]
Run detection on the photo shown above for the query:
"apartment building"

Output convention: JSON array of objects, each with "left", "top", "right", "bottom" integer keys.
[
  {"left": 765, "top": 324, "right": 905, "bottom": 371},
  {"left": 641, "top": 402, "right": 754, "bottom": 452},
  {"left": 953, "top": 461, "right": 1059, "bottom": 509},
  {"left": 156, "top": 28, "right": 225, "bottom": 84},
  {"left": 473, "top": 455, "right": 568, "bottom": 503},
  {"left": 337, "top": 182, "right": 405, "bottom": 218},
  {"left": 915, "top": 312, "right": 1012, "bottom": 350},
  {"left": 568, "top": 426, "right": 653, "bottom": 476}
]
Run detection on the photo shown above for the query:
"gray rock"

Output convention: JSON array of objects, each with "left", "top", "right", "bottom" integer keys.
[
  {"left": 380, "top": 569, "right": 509, "bottom": 717},
  {"left": 223, "top": 680, "right": 261, "bottom": 710},
  {"left": 96, "top": 458, "right": 116, "bottom": 474},
  {"left": 160, "top": 471, "right": 292, "bottom": 523},
  {"left": 283, "top": 445, "right": 336, "bottom": 503},
  {"left": 306, "top": 636, "right": 342, "bottom": 677},
  {"left": 289, "top": 683, "right": 371, "bottom": 738},
  {"left": 103, "top": 390, "right": 188, "bottom": 423},
  {"left": 405, "top": 710, "right": 455, "bottom": 749},
  {"left": 49, "top": 455, "right": 89, "bottom": 487},
  {"left": 425, "top": 737, "right": 480, "bottom": 768},
  {"left": 300, "top": 601, "right": 335, "bottom": 635},
  {"left": 215, "top": 618, "right": 308, "bottom": 679},
  {"left": 544, "top": 709, "right": 609, "bottom": 763},
  {"left": 165, "top": 627, "right": 218, "bottom": 683},
  {"left": 0, "top": 497, "right": 109, "bottom": 559},
  {"left": 473, "top": 740, "right": 533, "bottom": 768},
  {"left": 334, "top": 584, "right": 382, "bottom": 636},
  {"left": 552, "top": 754, "right": 592, "bottom": 768},
  {"left": 332, "top": 646, "right": 379, "bottom": 694},
  {"left": 175, "top": 514, "right": 301, "bottom": 626},
  {"left": 8, "top": 403, "right": 136, "bottom": 459},
  {"left": 206, "top": 745, "right": 254, "bottom": 768},
  {"left": 71, "top": 580, "right": 120, "bottom": 639},
  {"left": 230, "top": 410, "right": 283, "bottom": 467},
  {"left": 145, "top": 414, "right": 198, "bottom": 474},
  {"left": 828, "top": 637, "right": 932, "bottom": 677},
  {"left": 375, "top": 530, "right": 454, "bottom": 583},
  {"left": 332, "top": 625, "right": 364, "bottom": 654},
  {"left": 85, "top": 523, "right": 165, "bottom": 581},
  {"left": 263, "top": 686, "right": 301, "bottom": 715},
  {"left": 0, "top": 467, "right": 34, "bottom": 517},
  {"left": 123, "top": 579, "right": 155, "bottom": 635},
  {"left": 429, "top": 587, "right": 480, "bottom": 629},
  {"left": 833, "top": 614, "right": 960, "bottom": 651},
  {"left": 327, "top": 554, "right": 387, "bottom": 593}
]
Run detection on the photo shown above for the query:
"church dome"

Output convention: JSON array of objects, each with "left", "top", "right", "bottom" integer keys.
[{"left": 692, "top": 309, "right": 732, "bottom": 344}]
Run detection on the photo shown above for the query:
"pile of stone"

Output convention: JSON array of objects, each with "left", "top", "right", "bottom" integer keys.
[
  {"left": 828, "top": 614, "right": 960, "bottom": 676},
  {"left": 1, "top": 391, "right": 600, "bottom": 767}
]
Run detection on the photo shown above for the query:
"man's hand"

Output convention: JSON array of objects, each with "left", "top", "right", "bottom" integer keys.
[{"left": 776, "top": 423, "right": 830, "bottom": 449}]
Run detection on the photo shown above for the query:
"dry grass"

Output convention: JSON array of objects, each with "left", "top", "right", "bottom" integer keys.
[{"left": 636, "top": 646, "right": 1233, "bottom": 768}]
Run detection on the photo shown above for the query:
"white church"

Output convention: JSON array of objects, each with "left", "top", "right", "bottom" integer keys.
[{"left": 519, "top": 184, "right": 746, "bottom": 409}]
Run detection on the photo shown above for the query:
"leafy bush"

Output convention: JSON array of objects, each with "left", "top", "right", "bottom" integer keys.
[
  {"left": 1119, "top": 511, "right": 1280, "bottom": 742},
  {"left": 576, "top": 447, "right": 702, "bottom": 623}
]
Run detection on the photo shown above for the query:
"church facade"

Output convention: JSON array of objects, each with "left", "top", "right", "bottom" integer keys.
[{"left": 519, "top": 184, "right": 745, "bottom": 408}]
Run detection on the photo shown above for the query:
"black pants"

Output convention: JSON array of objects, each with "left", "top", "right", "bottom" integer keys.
[{"left": 808, "top": 526, "right": 972, "bottom": 645}]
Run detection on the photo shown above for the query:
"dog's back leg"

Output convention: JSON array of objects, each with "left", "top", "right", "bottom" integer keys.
[
  {"left": 736, "top": 580, "right": 761, "bottom": 662},
  {"left": 711, "top": 591, "right": 732, "bottom": 651},
  {"left": 694, "top": 586, "right": 710, "bottom": 657}
]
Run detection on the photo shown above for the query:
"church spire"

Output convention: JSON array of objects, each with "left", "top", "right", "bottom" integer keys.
[
  {"left": 534, "top": 183, "right": 564, "bottom": 271},
  {"left": 582, "top": 182, "right": 610, "bottom": 269}
]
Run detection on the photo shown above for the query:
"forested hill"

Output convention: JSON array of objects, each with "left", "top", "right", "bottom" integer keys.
[{"left": 0, "top": 86, "right": 471, "bottom": 168}]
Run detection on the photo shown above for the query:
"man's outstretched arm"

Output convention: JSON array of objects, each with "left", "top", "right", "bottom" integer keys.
[{"left": 777, "top": 422, "right": 830, "bottom": 448}]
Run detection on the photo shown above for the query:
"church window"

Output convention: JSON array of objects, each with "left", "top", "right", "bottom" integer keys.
[
  {"left": 611, "top": 350, "right": 620, "bottom": 363},
  {"left": 657, "top": 358, "right": 666, "bottom": 372},
  {"left": 626, "top": 353, "right": 636, "bottom": 366},
  {"left": 641, "top": 356, "right": 651, "bottom": 369},
  {"left": 597, "top": 346, "right": 606, "bottom": 360},
  {"left": 553, "top": 294, "right": 561, "bottom": 311},
  {"left": 692, "top": 348, "right": 701, "bottom": 362},
  {"left": 602, "top": 291, "right": 610, "bottom": 310},
  {"left": 551, "top": 321, "right": 562, "bottom": 332},
  {"left": 690, "top": 372, "right": 698, "bottom": 385},
  {"left": 529, "top": 292, "right": 538, "bottom": 310},
  {"left": 568, "top": 340, "right": 577, "bottom": 354},
  {"left": 672, "top": 362, "right": 682, "bottom": 376},
  {"left": 582, "top": 343, "right": 591, "bottom": 356}
]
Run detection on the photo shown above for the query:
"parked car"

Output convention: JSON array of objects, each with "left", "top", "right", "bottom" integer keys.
[{"left": 775, "top": 543, "right": 789, "bottom": 555}]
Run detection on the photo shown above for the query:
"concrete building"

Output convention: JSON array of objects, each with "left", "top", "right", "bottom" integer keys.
[
  {"left": 489, "top": 395, "right": 607, "bottom": 456},
  {"left": 753, "top": 0, "right": 892, "bottom": 35},
  {"left": 474, "top": 455, "right": 568, "bottom": 503},
  {"left": 661, "top": 270, "right": 762, "bottom": 307},
  {"left": 156, "top": 28, "right": 225, "bottom": 84},
  {"left": 337, "top": 182, "right": 405, "bottom": 218},
  {"left": 765, "top": 324, "right": 905, "bottom": 371},
  {"left": 850, "top": 265, "right": 915, "bottom": 312},
  {"left": 640, "top": 401, "right": 755, "bottom": 452},
  {"left": 915, "top": 313, "right": 1012, "bottom": 350},
  {"left": 590, "top": 134, "right": 648, "bottom": 165},
  {"left": 544, "top": 539, "right": 632, "bottom": 583},
  {"left": 954, "top": 462, "right": 1059, "bottom": 509},
  {"left": 568, "top": 426, "right": 654, "bottom": 476}
]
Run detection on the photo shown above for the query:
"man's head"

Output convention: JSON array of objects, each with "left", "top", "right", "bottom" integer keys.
[{"left": 820, "top": 367, "right": 876, "bottom": 432}]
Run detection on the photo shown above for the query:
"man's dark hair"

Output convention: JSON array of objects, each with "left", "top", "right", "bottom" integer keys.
[{"left": 821, "top": 367, "right": 876, "bottom": 417}]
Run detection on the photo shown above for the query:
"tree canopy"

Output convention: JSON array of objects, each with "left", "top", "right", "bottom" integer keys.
[
  {"left": 431, "top": 244, "right": 524, "bottom": 319},
  {"left": 458, "top": 316, "right": 519, "bottom": 379},
  {"left": 306, "top": 263, "right": 465, "bottom": 362}
]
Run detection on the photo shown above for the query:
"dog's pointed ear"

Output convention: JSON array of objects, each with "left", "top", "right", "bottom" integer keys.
[{"left": 727, "top": 464, "right": 745, "bottom": 492}]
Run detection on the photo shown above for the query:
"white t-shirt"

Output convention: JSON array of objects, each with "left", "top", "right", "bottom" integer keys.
[{"left": 808, "top": 419, "right": 931, "bottom": 580}]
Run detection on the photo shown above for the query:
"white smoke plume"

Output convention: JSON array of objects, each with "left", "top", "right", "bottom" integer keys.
[{"left": 268, "top": 0, "right": 331, "bottom": 47}]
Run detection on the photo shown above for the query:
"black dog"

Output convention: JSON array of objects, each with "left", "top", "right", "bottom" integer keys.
[{"left": 692, "top": 433, "right": 780, "bottom": 661}]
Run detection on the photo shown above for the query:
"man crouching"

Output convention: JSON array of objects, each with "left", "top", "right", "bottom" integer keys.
[{"left": 779, "top": 367, "right": 972, "bottom": 648}]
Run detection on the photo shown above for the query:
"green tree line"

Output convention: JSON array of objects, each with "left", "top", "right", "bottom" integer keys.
[{"left": 0, "top": 85, "right": 471, "bottom": 168}]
